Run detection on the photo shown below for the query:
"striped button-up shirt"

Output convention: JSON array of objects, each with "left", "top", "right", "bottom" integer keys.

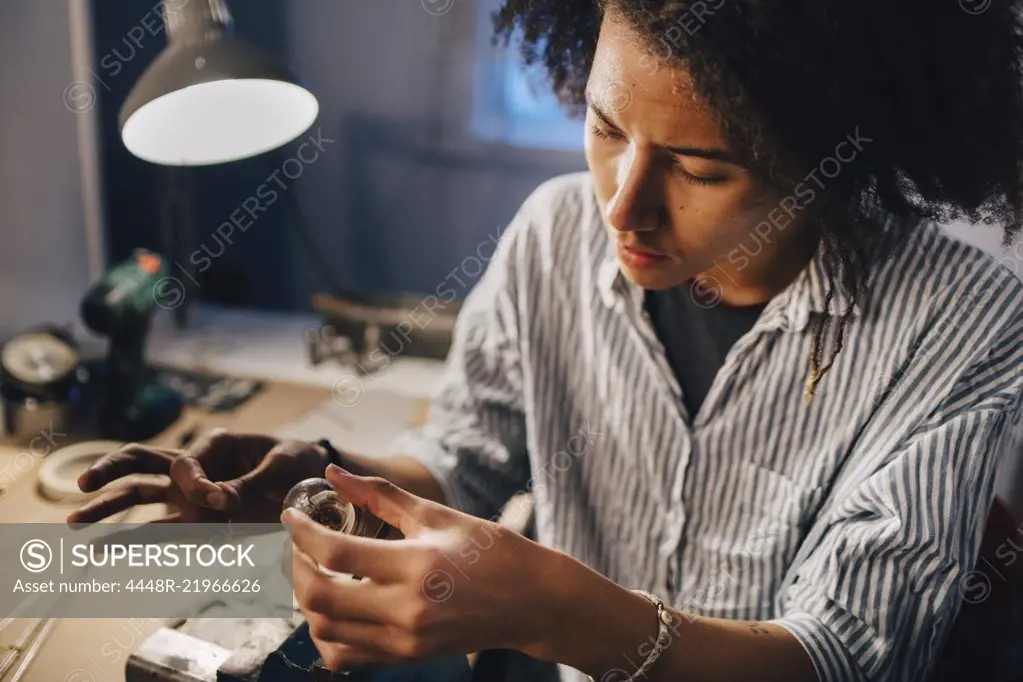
[{"left": 394, "top": 172, "right": 1023, "bottom": 681}]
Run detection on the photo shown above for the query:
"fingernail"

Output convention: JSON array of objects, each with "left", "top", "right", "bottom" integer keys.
[
  {"left": 281, "top": 508, "right": 296, "bottom": 524},
  {"left": 326, "top": 463, "right": 350, "bottom": 476},
  {"left": 206, "top": 490, "right": 227, "bottom": 509}
]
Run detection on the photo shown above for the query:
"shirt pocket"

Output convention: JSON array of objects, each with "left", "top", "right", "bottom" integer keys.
[{"left": 683, "top": 461, "right": 822, "bottom": 620}]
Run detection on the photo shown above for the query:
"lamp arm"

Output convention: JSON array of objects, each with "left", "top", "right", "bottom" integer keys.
[{"left": 163, "top": 0, "right": 233, "bottom": 44}]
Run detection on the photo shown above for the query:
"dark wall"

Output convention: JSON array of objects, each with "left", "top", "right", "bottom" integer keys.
[
  {"left": 91, "top": 0, "right": 298, "bottom": 310},
  {"left": 91, "top": 0, "right": 587, "bottom": 312},
  {"left": 284, "top": 0, "right": 586, "bottom": 307}
]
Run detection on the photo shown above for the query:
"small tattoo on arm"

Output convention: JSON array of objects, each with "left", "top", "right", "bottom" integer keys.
[{"left": 748, "top": 623, "right": 772, "bottom": 637}]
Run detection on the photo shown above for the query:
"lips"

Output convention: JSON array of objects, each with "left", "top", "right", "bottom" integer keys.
[
  {"left": 617, "top": 243, "right": 668, "bottom": 269},
  {"left": 621, "top": 244, "right": 666, "bottom": 257}
]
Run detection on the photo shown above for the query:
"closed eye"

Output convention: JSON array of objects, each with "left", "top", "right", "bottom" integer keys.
[
  {"left": 590, "top": 123, "right": 624, "bottom": 140},
  {"left": 670, "top": 156, "right": 728, "bottom": 186}
]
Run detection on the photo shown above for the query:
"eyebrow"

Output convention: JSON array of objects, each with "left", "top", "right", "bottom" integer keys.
[{"left": 584, "top": 89, "right": 739, "bottom": 164}]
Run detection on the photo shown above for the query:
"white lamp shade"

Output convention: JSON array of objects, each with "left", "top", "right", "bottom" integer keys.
[{"left": 121, "top": 78, "right": 319, "bottom": 166}]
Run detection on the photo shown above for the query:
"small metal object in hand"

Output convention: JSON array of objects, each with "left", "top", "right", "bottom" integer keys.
[
  {"left": 283, "top": 478, "right": 366, "bottom": 536},
  {"left": 283, "top": 476, "right": 392, "bottom": 542}
]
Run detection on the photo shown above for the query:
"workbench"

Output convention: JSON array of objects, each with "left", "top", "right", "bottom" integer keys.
[{"left": 0, "top": 306, "right": 447, "bottom": 682}]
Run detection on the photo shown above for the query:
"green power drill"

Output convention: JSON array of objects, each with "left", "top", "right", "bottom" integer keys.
[{"left": 80, "top": 249, "right": 183, "bottom": 441}]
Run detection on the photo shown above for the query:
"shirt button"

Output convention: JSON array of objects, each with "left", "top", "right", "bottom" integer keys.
[{"left": 666, "top": 509, "right": 685, "bottom": 535}]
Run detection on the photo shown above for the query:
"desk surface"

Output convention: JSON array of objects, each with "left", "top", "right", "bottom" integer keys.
[
  {"left": 1, "top": 304, "right": 446, "bottom": 682},
  {"left": 0, "top": 381, "right": 333, "bottom": 682}
]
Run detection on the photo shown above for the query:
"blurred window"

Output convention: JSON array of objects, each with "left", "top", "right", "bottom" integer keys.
[{"left": 471, "top": 1, "right": 584, "bottom": 150}]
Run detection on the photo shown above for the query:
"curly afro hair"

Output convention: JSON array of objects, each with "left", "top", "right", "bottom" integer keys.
[{"left": 492, "top": 0, "right": 1023, "bottom": 397}]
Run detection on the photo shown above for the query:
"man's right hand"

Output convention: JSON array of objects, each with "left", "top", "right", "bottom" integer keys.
[{"left": 66, "top": 429, "right": 331, "bottom": 524}]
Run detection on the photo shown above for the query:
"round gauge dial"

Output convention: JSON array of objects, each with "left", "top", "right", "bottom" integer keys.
[{"left": 1, "top": 332, "right": 79, "bottom": 387}]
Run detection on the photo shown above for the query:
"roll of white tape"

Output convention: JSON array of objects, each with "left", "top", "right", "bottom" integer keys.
[{"left": 37, "top": 440, "right": 124, "bottom": 502}]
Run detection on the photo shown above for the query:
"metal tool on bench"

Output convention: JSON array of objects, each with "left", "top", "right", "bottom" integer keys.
[
  {"left": 0, "top": 618, "right": 58, "bottom": 682},
  {"left": 307, "top": 292, "right": 461, "bottom": 373}
]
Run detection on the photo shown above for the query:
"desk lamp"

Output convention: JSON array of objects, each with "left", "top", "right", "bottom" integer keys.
[
  {"left": 119, "top": 0, "right": 319, "bottom": 166},
  {"left": 94, "top": 1, "right": 319, "bottom": 439}
]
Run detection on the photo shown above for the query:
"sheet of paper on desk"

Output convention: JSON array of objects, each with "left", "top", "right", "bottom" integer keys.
[{"left": 273, "top": 388, "right": 430, "bottom": 458}]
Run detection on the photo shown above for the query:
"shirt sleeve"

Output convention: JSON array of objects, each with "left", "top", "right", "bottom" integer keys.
[
  {"left": 388, "top": 208, "right": 531, "bottom": 521},
  {"left": 771, "top": 286, "right": 1023, "bottom": 681}
]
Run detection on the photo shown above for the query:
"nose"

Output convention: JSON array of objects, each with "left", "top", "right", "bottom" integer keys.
[{"left": 605, "top": 147, "right": 666, "bottom": 234}]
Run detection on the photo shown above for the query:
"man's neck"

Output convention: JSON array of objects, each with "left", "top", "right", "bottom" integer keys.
[{"left": 704, "top": 224, "right": 821, "bottom": 307}]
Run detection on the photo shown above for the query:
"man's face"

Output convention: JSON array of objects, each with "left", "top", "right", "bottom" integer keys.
[{"left": 585, "top": 13, "right": 804, "bottom": 292}]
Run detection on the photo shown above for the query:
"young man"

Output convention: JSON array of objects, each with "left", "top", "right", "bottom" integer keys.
[{"left": 72, "top": 1, "right": 1023, "bottom": 680}]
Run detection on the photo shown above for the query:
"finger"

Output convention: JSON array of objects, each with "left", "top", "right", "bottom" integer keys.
[
  {"left": 215, "top": 449, "right": 296, "bottom": 510},
  {"left": 283, "top": 508, "right": 406, "bottom": 583},
  {"left": 291, "top": 546, "right": 394, "bottom": 622},
  {"left": 169, "top": 455, "right": 226, "bottom": 509},
  {"left": 147, "top": 512, "right": 182, "bottom": 523},
  {"left": 79, "top": 444, "right": 178, "bottom": 492},
  {"left": 324, "top": 465, "right": 427, "bottom": 535},
  {"left": 170, "top": 428, "right": 245, "bottom": 509},
  {"left": 67, "top": 480, "right": 171, "bottom": 524},
  {"left": 94, "top": 520, "right": 230, "bottom": 550},
  {"left": 305, "top": 612, "right": 398, "bottom": 655},
  {"left": 310, "top": 639, "right": 388, "bottom": 672},
  {"left": 68, "top": 511, "right": 182, "bottom": 538}
]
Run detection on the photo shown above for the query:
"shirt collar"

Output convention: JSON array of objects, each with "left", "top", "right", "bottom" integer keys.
[
  {"left": 597, "top": 236, "right": 861, "bottom": 332},
  {"left": 781, "top": 240, "right": 862, "bottom": 331}
]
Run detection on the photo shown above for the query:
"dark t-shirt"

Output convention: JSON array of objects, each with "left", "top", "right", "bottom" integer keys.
[{"left": 644, "top": 280, "right": 767, "bottom": 419}]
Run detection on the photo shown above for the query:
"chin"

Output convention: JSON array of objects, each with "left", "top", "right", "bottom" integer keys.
[{"left": 618, "top": 262, "right": 690, "bottom": 291}]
